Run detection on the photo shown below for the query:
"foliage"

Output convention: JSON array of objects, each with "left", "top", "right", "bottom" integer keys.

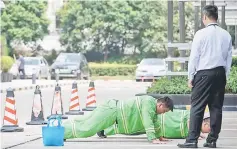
[
  {"left": 57, "top": 1, "right": 194, "bottom": 60},
  {"left": 147, "top": 67, "right": 237, "bottom": 94},
  {"left": 44, "top": 50, "right": 59, "bottom": 65},
  {"left": 1, "top": 1, "right": 49, "bottom": 48},
  {"left": 1, "top": 56, "right": 14, "bottom": 72},
  {"left": 226, "top": 66, "right": 237, "bottom": 93},
  {"left": 232, "top": 56, "right": 237, "bottom": 67},
  {"left": 89, "top": 63, "right": 136, "bottom": 76},
  {"left": 147, "top": 76, "right": 191, "bottom": 94},
  {"left": 0, "top": 35, "right": 9, "bottom": 56}
]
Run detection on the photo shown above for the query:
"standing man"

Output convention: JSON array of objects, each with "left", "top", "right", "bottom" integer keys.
[
  {"left": 18, "top": 54, "right": 25, "bottom": 79},
  {"left": 178, "top": 5, "right": 232, "bottom": 148}
]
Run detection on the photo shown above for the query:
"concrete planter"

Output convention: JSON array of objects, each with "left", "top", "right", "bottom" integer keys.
[
  {"left": 1, "top": 72, "right": 13, "bottom": 82},
  {"left": 135, "top": 93, "right": 237, "bottom": 111}
]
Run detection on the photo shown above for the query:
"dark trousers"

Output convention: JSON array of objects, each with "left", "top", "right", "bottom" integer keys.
[
  {"left": 18, "top": 68, "right": 25, "bottom": 79},
  {"left": 186, "top": 66, "right": 226, "bottom": 143}
]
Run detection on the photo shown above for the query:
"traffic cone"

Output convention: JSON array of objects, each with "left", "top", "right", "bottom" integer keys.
[
  {"left": 1, "top": 88, "right": 24, "bottom": 132},
  {"left": 47, "top": 84, "right": 68, "bottom": 119},
  {"left": 65, "top": 82, "right": 84, "bottom": 115},
  {"left": 82, "top": 81, "right": 97, "bottom": 111},
  {"left": 26, "top": 86, "right": 47, "bottom": 125}
]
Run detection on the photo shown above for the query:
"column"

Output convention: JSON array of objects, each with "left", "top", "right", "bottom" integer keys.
[
  {"left": 221, "top": 6, "right": 227, "bottom": 30},
  {"left": 194, "top": 6, "right": 200, "bottom": 33},
  {"left": 201, "top": 0, "right": 206, "bottom": 29},
  {"left": 179, "top": 1, "right": 185, "bottom": 70},
  {"left": 168, "top": 0, "right": 174, "bottom": 72},
  {"left": 235, "top": 25, "right": 237, "bottom": 49}
]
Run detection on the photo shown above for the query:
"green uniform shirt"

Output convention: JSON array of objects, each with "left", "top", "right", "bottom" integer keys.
[
  {"left": 105, "top": 109, "right": 189, "bottom": 139},
  {"left": 115, "top": 95, "right": 161, "bottom": 141}
]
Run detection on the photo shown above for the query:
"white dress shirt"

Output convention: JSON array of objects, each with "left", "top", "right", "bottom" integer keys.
[{"left": 188, "top": 23, "right": 233, "bottom": 80}]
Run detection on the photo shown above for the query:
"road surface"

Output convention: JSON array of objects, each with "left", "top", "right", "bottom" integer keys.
[{"left": 1, "top": 81, "right": 236, "bottom": 149}]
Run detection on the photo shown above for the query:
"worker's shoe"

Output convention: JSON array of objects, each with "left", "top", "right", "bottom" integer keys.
[
  {"left": 97, "top": 130, "right": 107, "bottom": 138},
  {"left": 203, "top": 142, "right": 216, "bottom": 148},
  {"left": 177, "top": 142, "right": 198, "bottom": 148}
]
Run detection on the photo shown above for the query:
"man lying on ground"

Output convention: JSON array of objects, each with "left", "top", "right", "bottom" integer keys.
[
  {"left": 63, "top": 95, "right": 174, "bottom": 144},
  {"left": 98, "top": 109, "right": 210, "bottom": 141}
]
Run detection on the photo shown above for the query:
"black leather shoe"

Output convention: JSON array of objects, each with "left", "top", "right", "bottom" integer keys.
[
  {"left": 97, "top": 130, "right": 107, "bottom": 138},
  {"left": 177, "top": 142, "right": 198, "bottom": 148},
  {"left": 203, "top": 142, "right": 216, "bottom": 148}
]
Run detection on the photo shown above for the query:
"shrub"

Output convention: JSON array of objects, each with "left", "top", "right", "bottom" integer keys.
[
  {"left": 147, "top": 76, "right": 191, "bottom": 94},
  {"left": 232, "top": 56, "right": 237, "bottom": 67},
  {"left": 1, "top": 56, "right": 14, "bottom": 72},
  {"left": 89, "top": 63, "right": 136, "bottom": 76},
  {"left": 226, "top": 66, "right": 237, "bottom": 93},
  {"left": 147, "top": 66, "right": 237, "bottom": 94}
]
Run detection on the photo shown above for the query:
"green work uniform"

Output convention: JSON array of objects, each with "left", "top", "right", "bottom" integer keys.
[
  {"left": 63, "top": 95, "right": 161, "bottom": 141},
  {"left": 104, "top": 109, "right": 189, "bottom": 139}
]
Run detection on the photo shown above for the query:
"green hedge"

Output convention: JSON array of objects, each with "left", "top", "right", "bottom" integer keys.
[
  {"left": 1, "top": 56, "right": 14, "bottom": 72},
  {"left": 89, "top": 63, "right": 136, "bottom": 76},
  {"left": 147, "top": 66, "right": 237, "bottom": 94},
  {"left": 232, "top": 56, "right": 237, "bottom": 67}
]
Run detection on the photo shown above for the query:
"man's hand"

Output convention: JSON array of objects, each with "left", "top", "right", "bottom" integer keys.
[
  {"left": 188, "top": 80, "right": 193, "bottom": 88},
  {"left": 159, "top": 137, "right": 171, "bottom": 142},
  {"left": 152, "top": 139, "right": 166, "bottom": 144}
]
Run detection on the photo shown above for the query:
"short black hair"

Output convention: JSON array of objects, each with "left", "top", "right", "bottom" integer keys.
[
  {"left": 157, "top": 96, "right": 174, "bottom": 112},
  {"left": 203, "top": 5, "right": 218, "bottom": 20}
]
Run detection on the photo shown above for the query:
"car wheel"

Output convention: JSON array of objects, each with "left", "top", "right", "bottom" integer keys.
[
  {"left": 136, "top": 79, "right": 141, "bottom": 82},
  {"left": 83, "top": 76, "right": 89, "bottom": 80},
  {"left": 51, "top": 76, "right": 55, "bottom": 80}
]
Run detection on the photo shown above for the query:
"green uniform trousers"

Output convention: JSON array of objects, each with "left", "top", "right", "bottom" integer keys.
[{"left": 63, "top": 99, "right": 118, "bottom": 139}]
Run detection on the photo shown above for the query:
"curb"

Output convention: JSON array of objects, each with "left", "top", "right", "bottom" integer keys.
[{"left": 0, "top": 81, "right": 89, "bottom": 93}]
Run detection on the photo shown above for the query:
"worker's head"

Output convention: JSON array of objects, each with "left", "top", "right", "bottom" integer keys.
[
  {"left": 202, "top": 5, "right": 218, "bottom": 26},
  {"left": 201, "top": 117, "right": 211, "bottom": 133},
  {"left": 156, "top": 96, "right": 174, "bottom": 114}
]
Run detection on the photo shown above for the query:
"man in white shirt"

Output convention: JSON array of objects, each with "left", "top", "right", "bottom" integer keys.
[{"left": 178, "top": 5, "right": 232, "bottom": 148}]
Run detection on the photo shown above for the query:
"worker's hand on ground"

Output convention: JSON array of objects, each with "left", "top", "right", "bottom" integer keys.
[
  {"left": 152, "top": 139, "right": 166, "bottom": 144},
  {"left": 159, "top": 137, "right": 171, "bottom": 141}
]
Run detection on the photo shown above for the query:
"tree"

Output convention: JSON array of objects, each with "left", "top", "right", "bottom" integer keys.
[
  {"left": 1, "top": 1, "right": 50, "bottom": 55},
  {"left": 58, "top": 1, "right": 195, "bottom": 61}
]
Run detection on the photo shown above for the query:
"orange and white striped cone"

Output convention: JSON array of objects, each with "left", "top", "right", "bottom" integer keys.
[
  {"left": 65, "top": 82, "right": 84, "bottom": 115},
  {"left": 82, "top": 81, "right": 97, "bottom": 111},
  {"left": 1, "top": 88, "right": 24, "bottom": 132},
  {"left": 47, "top": 84, "right": 68, "bottom": 119},
  {"left": 26, "top": 86, "right": 47, "bottom": 125}
]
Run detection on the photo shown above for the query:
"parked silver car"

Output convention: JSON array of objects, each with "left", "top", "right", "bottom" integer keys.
[
  {"left": 135, "top": 58, "right": 166, "bottom": 82},
  {"left": 10, "top": 56, "right": 50, "bottom": 79}
]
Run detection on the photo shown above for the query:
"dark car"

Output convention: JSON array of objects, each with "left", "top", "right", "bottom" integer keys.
[{"left": 50, "top": 53, "right": 90, "bottom": 80}]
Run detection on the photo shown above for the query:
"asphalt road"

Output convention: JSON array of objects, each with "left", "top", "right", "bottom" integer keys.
[{"left": 0, "top": 82, "right": 237, "bottom": 149}]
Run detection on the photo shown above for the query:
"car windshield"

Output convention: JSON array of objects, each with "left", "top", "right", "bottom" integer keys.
[
  {"left": 55, "top": 54, "right": 80, "bottom": 63},
  {"left": 25, "top": 58, "right": 40, "bottom": 65},
  {"left": 140, "top": 59, "right": 164, "bottom": 65}
]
